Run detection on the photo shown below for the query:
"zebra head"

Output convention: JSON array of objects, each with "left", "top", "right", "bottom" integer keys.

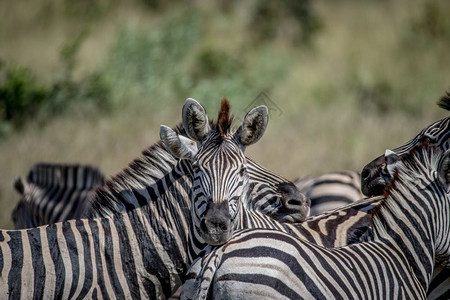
[
  {"left": 361, "top": 91, "right": 450, "bottom": 197},
  {"left": 383, "top": 146, "right": 450, "bottom": 267},
  {"left": 160, "top": 98, "right": 270, "bottom": 246}
]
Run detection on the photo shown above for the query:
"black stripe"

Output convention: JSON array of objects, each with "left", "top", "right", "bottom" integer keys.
[
  {"left": 78, "top": 220, "right": 94, "bottom": 299},
  {"left": 28, "top": 228, "right": 45, "bottom": 298},
  {"left": 46, "top": 224, "right": 65, "bottom": 298},
  {"left": 62, "top": 221, "right": 79, "bottom": 299},
  {"left": 8, "top": 231, "right": 23, "bottom": 299},
  {"left": 0, "top": 231, "right": 3, "bottom": 275}
]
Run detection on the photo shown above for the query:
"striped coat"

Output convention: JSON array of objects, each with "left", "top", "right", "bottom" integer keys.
[
  {"left": 12, "top": 163, "right": 104, "bottom": 229},
  {"left": 181, "top": 145, "right": 450, "bottom": 299}
]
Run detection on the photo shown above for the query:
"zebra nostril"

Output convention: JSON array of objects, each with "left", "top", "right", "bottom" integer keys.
[{"left": 287, "top": 199, "right": 303, "bottom": 206}]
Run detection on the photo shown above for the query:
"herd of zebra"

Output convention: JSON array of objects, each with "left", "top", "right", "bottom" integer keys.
[{"left": 1, "top": 94, "right": 449, "bottom": 299}]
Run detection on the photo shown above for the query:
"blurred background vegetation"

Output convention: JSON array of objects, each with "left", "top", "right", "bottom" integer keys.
[{"left": 1, "top": 0, "right": 450, "bottom": 228}]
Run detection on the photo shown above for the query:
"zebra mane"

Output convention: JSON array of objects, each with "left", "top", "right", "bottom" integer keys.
[
  {"left": 437, "top": 89, "right": 450, "bottom": 111},
  {"left": 88, "top": 125, "right": 188, "bottom": 217},
  {"left": 216, "top": 97, "right": 234, "bottom": 140}
]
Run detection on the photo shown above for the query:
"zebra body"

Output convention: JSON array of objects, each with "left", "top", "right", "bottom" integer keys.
[
  {"left": 181, "top": 145, "right": 450, "bottom": 299},
  {"left": 1, "top": 193, "right": 188, "bottom": 299},
  {"left": 295, "top": 170, "right": 364, "bottom": 215},
  {"left": 12, "top": 163, "right": 104, "bottom": 229}
]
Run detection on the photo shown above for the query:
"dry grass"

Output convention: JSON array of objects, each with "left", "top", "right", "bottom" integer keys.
[{"left": 0, "top": 0, "right": 449, "bottom": 229}]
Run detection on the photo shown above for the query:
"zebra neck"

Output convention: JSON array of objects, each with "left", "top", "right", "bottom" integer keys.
[
  {"left": 187, "top": 220, "right": 208, "bottom": 265},
  {"left": 372, "top": 188, "right": 438, "bottom": 289},
  {"left": 90, "top": 153, "right": 191, "bottom": 217}
]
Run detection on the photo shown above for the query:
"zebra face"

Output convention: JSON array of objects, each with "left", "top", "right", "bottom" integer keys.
[
  {"left": 160, "top": 97, "right": 269, "bottom": 246},
  {"left": 361, "top": 116, "right": 450, "bottom": 197},
  {"left": 192, "top": 138, "right": 250, "bottom": 245}
]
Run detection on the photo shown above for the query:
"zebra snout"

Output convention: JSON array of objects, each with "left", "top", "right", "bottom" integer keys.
[
  {"left": 277, "top": 182, "right": 311, "bottom": 222},
  {"left": 361, "top": 154, "right": 388, "bottom": 196},
  {"left": 200, "top": 201, "right": 233, "bottom": 246}
]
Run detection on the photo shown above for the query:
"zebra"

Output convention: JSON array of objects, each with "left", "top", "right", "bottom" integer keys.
[
  {"left": 361, "top": 90, "right": 450, "bottom": 197},
  {"left": 295, "top": 170, "right": 364, "bottom": 215},
  {"left": 181, "top": 144, "right": 450, "bottom": 299},
  {"left": 11, "top": 163, "right": 105, "bottom": 229},
  {"left": 0, "top": 98, "right": 314, "bottom": 299},
  {"left": 159, "top": 97, "right": 310, "bottom": 256},
  {"left": 295, "top": 169, "right": 448, "bottom": 300}
]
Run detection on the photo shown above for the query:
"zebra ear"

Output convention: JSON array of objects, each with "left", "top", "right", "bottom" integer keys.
[
  {"left": 438, "top": 149, "right": 450, "bottom": 193},
  {"left": 385, "top": 149, "right": 401, "bottom": 176},
  {"left": 182, "top": 98, "right": 211, "bottom": 141},
  {"left": 160, "top": 125, "right": 198, "bottom": 160},
  {"left": 235, "top": 105, "right": 269, "bottom": 147}
]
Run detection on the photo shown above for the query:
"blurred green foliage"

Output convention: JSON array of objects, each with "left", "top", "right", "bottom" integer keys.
[
  {"left": 411, "top": 1, "right": 450, "bottom": 40},
  {"left": 0, "top": 65, "right": 110, "bottom": 137},
  {"left": 100, "top": 12, "right": 200, "bottom": 108},
  {"left": 2, "top": 0, "right": 449, "bottom": 139},
  {"left": 249, "top": 0, "right": 321, "bottom": 44},
  {"left": 0, "top": 67, "right": 47, "bottom": 134}
]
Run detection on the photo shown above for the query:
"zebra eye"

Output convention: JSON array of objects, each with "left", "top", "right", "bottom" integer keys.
[{"left": 192, "top": 162, "right": 200, "bottom": 172}]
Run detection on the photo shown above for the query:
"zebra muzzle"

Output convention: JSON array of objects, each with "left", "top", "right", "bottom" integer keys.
[{"left": 200, "top": 201, "right": 233, "bottom": 246}]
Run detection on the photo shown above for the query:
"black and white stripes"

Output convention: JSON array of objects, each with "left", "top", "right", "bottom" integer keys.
[
  {"left": 12, "top": 163, "right": 104, "bottom": 229},
  {"left": 181, "top": 144, "right": 450, "bottom": 299},
  {"left": 295, "top": 170, "right": 364, "bottom": 215},
  {"left": 2, "top": 103, "right": 312, "bottom": 298},
  {"left": 361, "top": 92, "right": 450, "bottom": 196}
]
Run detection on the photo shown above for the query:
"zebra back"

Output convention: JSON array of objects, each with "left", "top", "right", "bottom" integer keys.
[
  {"left": 295, "top": 170, "right": 364, "bottom": 215},
  {"left": 11, "top": 163, "right": 104, "bottom": 229}
]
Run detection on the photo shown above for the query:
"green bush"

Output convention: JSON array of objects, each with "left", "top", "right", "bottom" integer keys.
[
  {"left": 0, "top": 65, "right": 111, "bottom": 137},
  {"left": 0, "top": 67, "right": 48, "bottom": 132}
]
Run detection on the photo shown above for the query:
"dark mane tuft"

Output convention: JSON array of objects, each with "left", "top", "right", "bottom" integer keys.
[
  {"left": 437, "top": 89, "right": 450, "bottom": 111},
  {"left": 217, "top": 97, "right": 233, "bottom": 139}
]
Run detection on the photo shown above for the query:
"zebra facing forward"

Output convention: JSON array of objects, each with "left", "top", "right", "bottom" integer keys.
[
  {"left": 181, "top": 144, "right": 450, "bottom": 299},
  {"left": 160, "top": 98, "right": 309, "bottom": 255},
  {"left": 12, "top": 163, "right": 104, "bottom": 229},
  {"left": 0, "top": 98, "right": 311, "bottom": 299}
]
